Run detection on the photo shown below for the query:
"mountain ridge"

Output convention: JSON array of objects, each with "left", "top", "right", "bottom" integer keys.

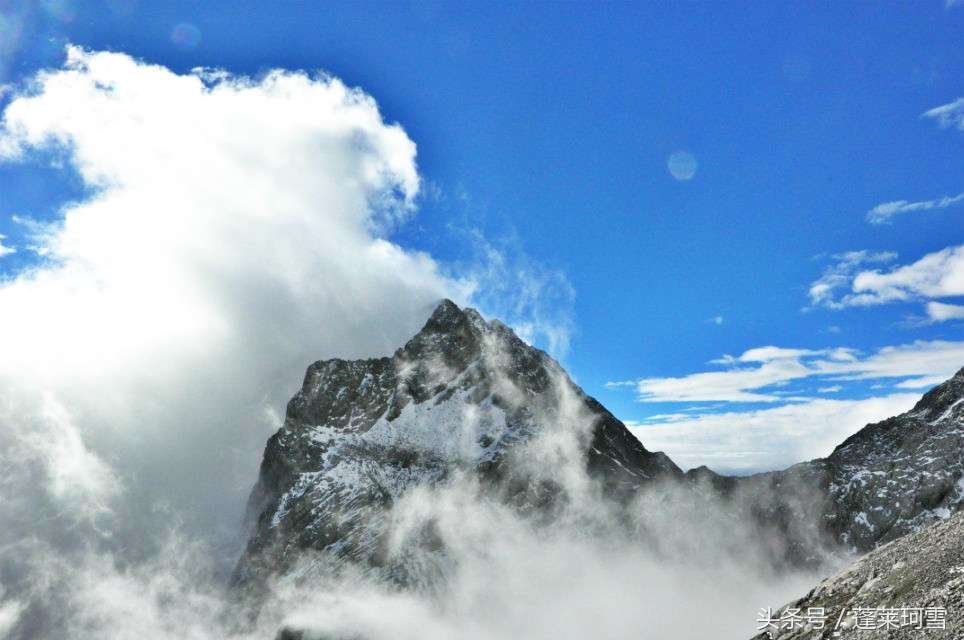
[
  {"left": 235, "top": 299, "right": 681, "bottom": 589},
  {"left": 235, "top": 300, "right": 964, "bottom": 635}
]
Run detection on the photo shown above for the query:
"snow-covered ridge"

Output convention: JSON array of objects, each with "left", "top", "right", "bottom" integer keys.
[
  {"left": 236, "top": 299, "right": 964, "bottom": 600},
  {"left": 234, "top": 299, "right": 679, "bottom": 587}
]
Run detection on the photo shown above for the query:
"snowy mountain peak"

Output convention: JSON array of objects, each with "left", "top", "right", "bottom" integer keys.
[{"left": 235, "top": 300, "right": 680, "bottom": 588}]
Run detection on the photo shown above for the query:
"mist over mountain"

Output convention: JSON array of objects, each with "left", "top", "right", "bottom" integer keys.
[
  {"left": 236, "top": 301, "right": 964, "bottom": 639},
  {"left": 1, "top": 13, "right": 962, "bottom": 638}
]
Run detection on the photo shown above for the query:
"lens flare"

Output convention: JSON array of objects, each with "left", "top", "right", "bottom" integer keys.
[
  {"left": 667, "top": 150, "right": 697, "bottom": 181},
  {"left": 170, "top": 22, "right": 201, "bottom": 51},
  {"left": 42, "top": 0, "right": 77, "bottom": 24}
]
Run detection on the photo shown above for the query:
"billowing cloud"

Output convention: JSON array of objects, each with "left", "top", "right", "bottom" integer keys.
[
  {"left": 0, "top": 44, "right": 588, "bottom": 639},
  {"left": 866, "top": 192, "right": 964, "bottom": 224},
  {"left": 617, "top": 340, "right": 964, "bottom": 403},
  {"left": 0, "top": 46, "right": 498, "bottom": 635}
]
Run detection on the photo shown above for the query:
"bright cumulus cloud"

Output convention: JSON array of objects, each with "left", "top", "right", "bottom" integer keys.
[{"left": 0, "top": 46, "right": 484, "bottom": 633}]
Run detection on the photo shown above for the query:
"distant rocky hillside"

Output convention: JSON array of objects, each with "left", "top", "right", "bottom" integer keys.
[
  {"left": 751, "top": 511, "right": 964, "bottom": 639},
  {"left": 704, "top": 365, "right": 964, "bottom": 562}
]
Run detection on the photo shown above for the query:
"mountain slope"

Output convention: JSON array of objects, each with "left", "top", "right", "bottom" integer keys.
[
  {"left": 751, "top": 510, "right": 964, "bottom": 639},
  {"left": 820, "top": 368, "right": 964, "bottom": 549},
  {"left": 235, "top": 299, "right": 964, "bottom": 639},
  {"left": 722, "top": 368, "right": 964, "bottom": 557},
  {"left": 234, "top": 300, "right": 681, "bottom": 588}
]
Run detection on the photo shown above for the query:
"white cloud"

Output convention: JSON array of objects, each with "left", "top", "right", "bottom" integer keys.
[
  {"left": 923, "top": 97, "right": 964, "bottom": 130},
  {"left": 812, "top": 340, "right": 964, "bottom": 382},
  {"left": 628, "top": 394, "right": 919, "bottom": 474},
  {"left": 622, "top": 340, "right": 964, "bottom": 403},
  {"left": 866, "top": 192, "right": 964, "bottom": 224},
  {"left": 808, "top": 245, "right": 964, "bottom": 318},
  {"left": 634, "top": 357, "right": 813, "bottom": 403},
  {"left": 807, "top": 250, "right": 896, "bottom": 308},
  {"left": 0, "top": 233, "right": 13, "bottom": 256},
  {"left": 706, "top": 315, "right": 724, "bottom": 325},
  {"left": 0, "top": 596, "right": 23, "bottom": 638},
  {"left": 0, "top": 46, "right": 586, "bottom": 638},
  {"left": 847, "top": 244, "right": 964, "bottom": 303},
  {"left": 927, "top": 300, "right": 964, "bottom": 323},
  {"left": 0, "top": 46, "right": 487, "bottom": 631}
]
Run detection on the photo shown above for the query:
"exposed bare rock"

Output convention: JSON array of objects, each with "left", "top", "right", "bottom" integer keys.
[
  {"left": 234, "top": 300, "right": 680, "bottom": 590},
  {"left": 751, "top": 511, "right": 964, "bottom": 639}
]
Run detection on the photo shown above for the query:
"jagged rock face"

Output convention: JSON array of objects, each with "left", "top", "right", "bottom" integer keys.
[
  {"left": 236, "top": 295, "right": 964, "bottom": 635},
  {"left": 728, "top": 368, "right": 964, "bottom": 556},
  {"left": 821, "top": 370, "right": 964, "bottom": 549},
  {"left": 751, "top": 511, "right": 964, "bottom": 640},
  {"left": 827, "top": 369, "right": 964, "bottom": 550},
  {"left": 235, "top": 300, "right": 680, "bottom": 587}
]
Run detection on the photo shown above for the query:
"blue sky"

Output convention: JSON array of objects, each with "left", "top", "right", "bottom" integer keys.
[{"left": 1, "top": 1, "right": 963, "bottom": 473}]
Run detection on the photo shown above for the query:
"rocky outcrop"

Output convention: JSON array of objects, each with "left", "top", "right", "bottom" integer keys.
[
  {"left": 733, "top": 368, "right": 964, "bottom": 557},
  {"left": 751, "top": 511, "right": 964, "bottom": 639},
  {"left": 234, "top": 300, "right": 681, "bottom": 588}
]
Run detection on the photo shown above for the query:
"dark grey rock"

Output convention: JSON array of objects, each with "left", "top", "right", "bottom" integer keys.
[
  {"left": 235, "top": 299, "right": 964, "bottom": 639},
  {"left": 733, "top": 368, "right": 964, "bottom": 558},
  {"left": 234, "top": 300, "right": 681, "bottom": 590}
]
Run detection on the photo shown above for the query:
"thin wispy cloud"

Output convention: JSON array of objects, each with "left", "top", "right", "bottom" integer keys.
[
  {"left": 866, "top": 192, "right": 964, "bottom": 224},
  {"left": 0, "top": 233, "right": 14, "bottom": 257},
  {"left": 923, "top": 97, "right": 964, "bottom": 130},
  {"left": 611, "top": 340, "right": 964, "bottom": 404},
  {"left": 807, "top": 250, "right": 897, "bottom": 309}
]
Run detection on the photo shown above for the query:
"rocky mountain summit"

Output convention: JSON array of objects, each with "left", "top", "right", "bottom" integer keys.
[{"left": 234, "top": 300, "right": 680, "bottom": 588}]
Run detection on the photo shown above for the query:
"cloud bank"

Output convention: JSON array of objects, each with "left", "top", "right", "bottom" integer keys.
[
  {"left": 0, "top": 46, "right": 518, "bottom": 637},
  {"left": 629, "top": 394, "right": 919, "bottom": 474},
  {"left": 613, "top": 340, "right": 964, "bottom": 472}
]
